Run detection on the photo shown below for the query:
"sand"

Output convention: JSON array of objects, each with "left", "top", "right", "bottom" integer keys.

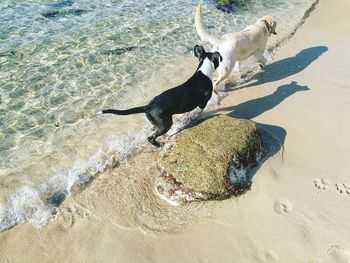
[{"left": 1, "top": 0, "right": 350, "bottom": 262}]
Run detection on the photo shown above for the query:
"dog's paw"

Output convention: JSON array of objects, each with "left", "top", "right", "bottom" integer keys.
[
  {"left": 152, "top": 141, "right": 164, "bottom": 148},
  {"left": 96, "top": 111, "right": 103, "bottom": 115},
  {"left": 147, "top": 138, "right": 164, "bottom": 148}
]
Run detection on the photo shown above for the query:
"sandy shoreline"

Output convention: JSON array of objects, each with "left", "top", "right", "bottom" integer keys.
[{"left": 1, "top": 0, "right": 350, "bottom": 262}]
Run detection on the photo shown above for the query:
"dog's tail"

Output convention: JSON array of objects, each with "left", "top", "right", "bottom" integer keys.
[
  {"left": 97, "top": 106, "right": 146, "bottom": 116},
  {"left": 195, "top": 4, "right": 219, "bottom": 45}
]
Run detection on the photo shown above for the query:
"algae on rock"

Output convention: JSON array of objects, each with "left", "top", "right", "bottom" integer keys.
[{"left": 156, "top": 115, "right": 262, "bottom": 204}]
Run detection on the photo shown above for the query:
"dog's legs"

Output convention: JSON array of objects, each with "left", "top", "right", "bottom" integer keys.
[
  {"left": 213, "top": 55, "right": 235, "bottom": 92},
  {"left": 234, "top": 61, "right": 240, "bottom": 72},
  {"left": 146, "top": 112, "right": 173, "bottom": 147},
  {"left": 214, "top": 71, "right": 234, "bottom": 92},
  {"left": 254, "top": 48, "right": 267, "bottom": 69},
  {"left": 231, "top": 61, "right": 242, "bottom": 82}
]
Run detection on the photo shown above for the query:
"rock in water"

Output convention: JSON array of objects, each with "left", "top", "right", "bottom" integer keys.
[{"left": 156, "top": 115, "right": 262, "bottom": 205}]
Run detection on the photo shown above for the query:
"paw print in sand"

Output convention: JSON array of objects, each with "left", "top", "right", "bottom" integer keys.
[
  {"left": 314, "top": 178, "right": 330, "bottom": 190},
  {"left": 335, "top": 183, "right": 350, "bottom": 195},
  {"left": 274, "top": 199, "right": 293, "bottom": 214}
]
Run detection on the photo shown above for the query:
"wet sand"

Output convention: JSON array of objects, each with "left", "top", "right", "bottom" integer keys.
[{"left": 1, "top": 0, "right": 350, "bottom": 262}]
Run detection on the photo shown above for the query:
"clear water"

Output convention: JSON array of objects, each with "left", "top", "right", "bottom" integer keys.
[{"left": 0, "top": 0, "right": 316, "bottom": 230}]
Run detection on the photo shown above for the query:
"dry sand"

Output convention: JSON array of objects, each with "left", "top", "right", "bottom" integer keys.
[{"left": 1, "top": 0, "right": 350, "bottom": 262}]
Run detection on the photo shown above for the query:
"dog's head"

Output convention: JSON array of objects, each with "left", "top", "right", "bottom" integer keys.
[
  {"left": 260, "top": 16, "right": 277, "bottom": 36},
  {"left": 194, "top": 45, "right": 222, "bottom": 69}
]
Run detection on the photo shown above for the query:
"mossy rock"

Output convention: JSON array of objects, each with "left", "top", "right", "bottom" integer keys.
[{"left": 156, "top": 115, "right": 262, "bottom": 205}]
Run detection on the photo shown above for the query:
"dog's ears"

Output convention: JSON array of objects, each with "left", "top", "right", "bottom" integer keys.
[
  {"left": 213, "top": 51, "right": 223, "bottom": 62},
  {"left": 210, "top": 51, "right": 222, "bottom": 69},
  {"left": 262, "top": 17, "right": 277, "bottom": 35},
  {"left": 269, "top": 19, "right": 277, "bottom": 35},
  {"left": 194, "top": 45, "right": 205, "bottom": 58}
]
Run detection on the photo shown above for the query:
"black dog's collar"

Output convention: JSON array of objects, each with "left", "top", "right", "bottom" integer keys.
[{"left": 264, "top": 20, "right": 276, "bottom": 35}]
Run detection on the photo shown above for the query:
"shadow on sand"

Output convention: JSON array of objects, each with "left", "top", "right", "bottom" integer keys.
[
  {"left": 235, "top": 46, "right": 328, "bottom": 89},
  {"left": 218, "top": 81, "right": 310, "bottom": 121}
]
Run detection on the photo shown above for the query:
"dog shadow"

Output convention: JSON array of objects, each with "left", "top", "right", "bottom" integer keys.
[
  {"left": 235, "top": 46, "right": 328, "bottom": 89},
  {"left": 221, "top": 81, "right": 309, "bottom": 119}
]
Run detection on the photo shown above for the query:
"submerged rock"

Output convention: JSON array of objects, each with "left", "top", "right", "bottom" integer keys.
[
  {"left": 215, "top": 0, "right": 246, "bottom": 14},
  {"left": 42, "top": 9, "right": 87, "bottom": 19},
  {"left": 101, "top": 46, "right": 138, "bottom": 56},
  {"left": 156, "top": 115, "right": 262, "bottom": 205}
]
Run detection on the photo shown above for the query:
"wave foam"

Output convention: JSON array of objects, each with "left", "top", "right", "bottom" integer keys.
[{"left": 0, "top": 127, "right": 150, "bottom": 231}]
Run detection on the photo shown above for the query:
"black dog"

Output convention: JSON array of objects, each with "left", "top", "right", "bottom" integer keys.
[{"left": 98, "top": 45, "right": 222, "bottom": 147}]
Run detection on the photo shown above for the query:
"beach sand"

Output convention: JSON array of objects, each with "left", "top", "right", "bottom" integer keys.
[{"left": 1, "top": 0, "right": 350, "bottom": 262}]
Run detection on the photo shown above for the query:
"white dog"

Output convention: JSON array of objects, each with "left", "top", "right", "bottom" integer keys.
[{"left": 195, "top": 4, "right": 277, "bottom": 91}]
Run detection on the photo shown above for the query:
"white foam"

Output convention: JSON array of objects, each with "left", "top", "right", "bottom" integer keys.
[
  {"left": 167, "top": 107, "right": 203, "bottom": 136},
  {"left": 167, "top": 91, "right": 223, "bottom": 136},
  {"left": 0, "top": 126, "right": 150, "bottom": 231},
  {"left": 229, "top": 151, "right": 262, "bottom": 188},
  {"left": 155, "top": 181, "right": 204, "bottom": 206}
]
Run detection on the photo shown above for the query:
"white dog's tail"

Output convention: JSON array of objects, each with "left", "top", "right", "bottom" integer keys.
[{"left": 195, "top": 4, "right": 219, "bottom": 45}]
